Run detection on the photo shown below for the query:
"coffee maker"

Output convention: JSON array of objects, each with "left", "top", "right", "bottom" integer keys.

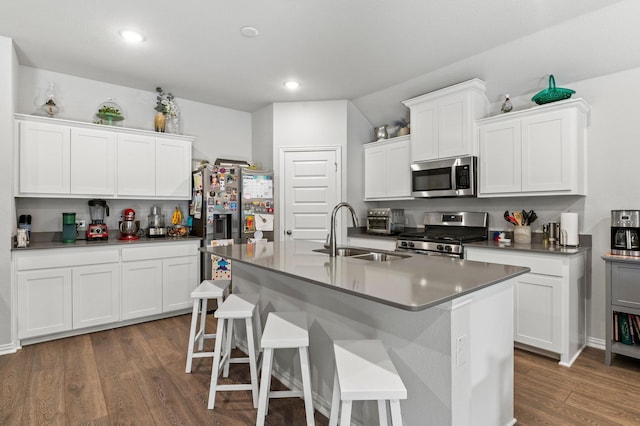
[
  {"left": 611, "top": 210, "right": 640, "bottom": 256},
  {"left": 119, "top": 208, "right": 141, "bottom": 240},
  {"left": 87, "top": 199, "right": 109, "bottom": 240}
]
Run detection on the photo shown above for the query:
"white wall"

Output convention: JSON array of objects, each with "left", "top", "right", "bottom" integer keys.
[
  {"left": 0, "top": 36, "right": 17, "bottom": 350},
  {"left": 251, "top": 103, "right": 274, "bottom": 170},
  {"left": 346, "top": 102, "right": 373, "bottom": 220},
  {"left": 18, "top": 66, "right": 252, "bottom": 165}
]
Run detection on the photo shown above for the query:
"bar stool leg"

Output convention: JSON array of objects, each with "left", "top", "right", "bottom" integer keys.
[
  {"left": 389, "top": 400, "right": 403, "bottom": 425},
  {"left": 207, "top": 316, "right": 227, "bottom": 409},
  {"left": 299, "top": 346, "right": 315, "bottom": 425},
  {"left": 256, "top": 347, "right": 274, "bottom": 426},
  {"left": 329, "top": 370, "right": 340, "bottom": 426},
  {"left": 223, "top": 318, "right": 234, "bottom": 377},
  {"left": 185, "top": 298, "right": 201, "bottom": 373},
  {"left": 197, "top": 298, "right": 208, "bottom": 351},
  {"left": 339, "top": 400, "right": 352, "bottom": 426},
  {"left": 245, "top": 317, "right": 260, "bottom": 409},
  {"left": 378, "top": 400, "right": 389, "bottom": 426}
]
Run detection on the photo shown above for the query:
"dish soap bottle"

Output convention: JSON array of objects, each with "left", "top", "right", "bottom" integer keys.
[{"left": 501, "top": 94, "right": 513, "bottom": 113}]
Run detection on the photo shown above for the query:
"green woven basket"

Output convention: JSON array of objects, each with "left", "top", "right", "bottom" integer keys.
[{"left": 531, "top": 75, "right": 575, "bottom": 105}]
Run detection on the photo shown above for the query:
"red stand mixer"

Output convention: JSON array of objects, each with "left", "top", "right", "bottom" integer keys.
[{"left": 119, "top": 208, "right": 141, "bottom": 240}]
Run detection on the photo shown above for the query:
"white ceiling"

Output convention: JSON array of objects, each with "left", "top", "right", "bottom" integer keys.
[{"left": 0, "top": 0, "right": 624, "bottom": 113}]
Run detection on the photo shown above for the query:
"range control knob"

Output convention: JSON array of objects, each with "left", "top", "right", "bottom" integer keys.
[
  {"left": 400, "top": 241, "right": 407, "bottom": 247},
  {"left": 408, "top": 242, "right": 415, "bottom": 248},
  {"left": 445, "top": 245, "right": 452, "bottom": 252},
  {"left": 436, "top": 244, "right": 444, "bottom": 251}
]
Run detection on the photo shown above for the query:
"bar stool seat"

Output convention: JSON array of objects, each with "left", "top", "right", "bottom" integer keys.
[
  {"left": 208, "top": 293, "right": 262, "bottom": 410},
  {"left": 329, "top": 339, "right": 407, "bottom": 426},
  {"left": 185, "top": 279, "right": 231, "bottom": 373},
  {"left": 256, "top": 312, "right": 314, "bottom": 426}
]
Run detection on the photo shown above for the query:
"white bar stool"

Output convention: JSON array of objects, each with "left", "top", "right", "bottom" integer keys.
[
  {"left": 185, "top": 279, "right": 231, "bottom": 373},
  {"left": 208, "top": 293, "right": 262, "bottom": 410},
  {"left": 329, "top": 340, "right": 407, "bottom": 426},
  {"left": 256, "top": 312, "right": 314, "bottom": 426}
]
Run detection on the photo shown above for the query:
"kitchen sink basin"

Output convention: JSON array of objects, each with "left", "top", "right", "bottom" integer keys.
[{"left": 312, "top": 247, "right": 410, "bottom": 261}]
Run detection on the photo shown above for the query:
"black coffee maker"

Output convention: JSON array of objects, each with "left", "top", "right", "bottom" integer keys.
[{"left": 611, "top": 210, "right": 640, "bottom": 256}]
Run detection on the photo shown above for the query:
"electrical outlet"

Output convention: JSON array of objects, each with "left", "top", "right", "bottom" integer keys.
[
  {"left": 456, "top": 335, "right": 466, "bottom": 367},
  {"left": 76, "top": 220, "right": 87, "bottom": 228}
]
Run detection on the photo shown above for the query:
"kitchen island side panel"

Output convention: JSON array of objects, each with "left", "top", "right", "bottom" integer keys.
[{"left": 230, "top": 262, "right": 515, "bottom": 426}]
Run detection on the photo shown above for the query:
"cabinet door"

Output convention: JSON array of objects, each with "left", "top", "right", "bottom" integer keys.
[
  {"left": 70, "top": 128, "right": 116, "bottom": 196},
  {"left": 162, "top": 256, "right": 198, "bottom": 312},
  {"left": 410, "top": 102, "right": 438, "bottom": 161},
  {"left": 514, "top": 274, "right": 562, "bottom": 352},
  {"left": 117, "top": 134, "right": 156, "bottom": 196},
  {"left": 364, "top": 144, "right": 387, "bottom": 199},
  {"left": 521, "top": 110, "right": 572, "bottom": 192},
  {"left": 155, "top": 138, "right": 191, "bottom": 198},
  {"left": 18, "top": 121, "right": 71, "bottom": 195},
  {"left": 18, "top": 268, "right": 72, "bottom": 338},
  {"left": 121, "top": 260, "right": 163, "bottom": 320},
  {"left": 611, "top": 263, "right": 640, "bottom": 309},
  {"left": 438, "top": 95, "right": 467, "bottom": 159},
  {"left": 386, "top": 139, "right": 412, "bottom": 198},
  {"left": 72, "top": 263, "right": 120, "bottom": 329},
  {"left": 478, "top": 120, "right": 522, "bottom": 195}
]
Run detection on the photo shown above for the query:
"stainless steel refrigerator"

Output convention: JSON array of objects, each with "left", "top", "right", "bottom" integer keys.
[{"left": 190, "top": 161, "right": 274, "bottom": 279}]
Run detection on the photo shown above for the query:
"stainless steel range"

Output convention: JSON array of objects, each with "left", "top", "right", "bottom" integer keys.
[{"left": 396, "top": 211, "right": 488, "bottom": 258}]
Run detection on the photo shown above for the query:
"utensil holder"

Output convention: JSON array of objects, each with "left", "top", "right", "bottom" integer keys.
[{"left": 513, "top": 225, "right": 531, "bottom": 244}]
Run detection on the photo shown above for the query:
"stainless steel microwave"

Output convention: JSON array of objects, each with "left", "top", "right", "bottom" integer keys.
[{"left": 411, "top": 156, "right": 477, "bottom": 198}]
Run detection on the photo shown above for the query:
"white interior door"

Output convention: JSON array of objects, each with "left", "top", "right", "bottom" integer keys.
[{"left": 280, "top": 148, "right": 340, "bottom": 242}]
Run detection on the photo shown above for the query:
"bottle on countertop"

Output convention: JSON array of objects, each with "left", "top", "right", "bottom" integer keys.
[{"left": 501, "top": 94, "right": 513, "bottom": 113}]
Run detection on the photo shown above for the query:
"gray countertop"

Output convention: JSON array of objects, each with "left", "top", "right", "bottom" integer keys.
[
  {"left": 201, "top": 240, "right": 529, "bottom": 311},
  {"left": 602, "top": 253, "right": 640, "bottom": 263},
  {"left": 13, "top": 233, "right": 202, "bottom": 250}
]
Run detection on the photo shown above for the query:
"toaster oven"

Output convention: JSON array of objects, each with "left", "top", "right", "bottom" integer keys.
[{"left": 366, "top": 208, "right": 405, "bottom": 235}]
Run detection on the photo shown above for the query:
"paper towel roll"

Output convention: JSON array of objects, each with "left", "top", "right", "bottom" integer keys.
[{"left": 560, "top": 212, "right": 579, "bottom": 246}]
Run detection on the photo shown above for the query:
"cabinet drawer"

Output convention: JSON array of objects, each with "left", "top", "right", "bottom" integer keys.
[
  {"left": 612, "top": 263, "right": 640, "bottom": 308},
  {"left": 465, "top": 248, "right": 564, "bottom": 276},
  {"left": 15, "top": 248, "right": 120, "bottom": 271},
  {"left": 121, "top": 242, "right": 199, "bottom": 261}
]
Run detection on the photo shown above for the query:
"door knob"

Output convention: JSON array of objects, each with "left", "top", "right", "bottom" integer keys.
[{"left": 286, "top": 230, "right": 292, "bottom": 235}]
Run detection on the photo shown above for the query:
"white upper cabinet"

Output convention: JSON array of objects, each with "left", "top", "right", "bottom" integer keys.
[
  {"left": 117, "top": 133, "right": 156, "bottom": 197},
  {"left": 364, "top": 135, "right": 413, "bottom": 200},
  {"left": 70, "top": 127, "right": 116, "bottom": 196},
  {"left": 478, "top": 99, "right": 589, "bottom": 197},
  {"left": 15, "top": 114, "right": 194, "bottom": 199},
  {"left": 18, "top": 121, "right": 71, "bottom": 195},
  {"left": 402, "top": 79, "right": 489, "bottom": 162}
]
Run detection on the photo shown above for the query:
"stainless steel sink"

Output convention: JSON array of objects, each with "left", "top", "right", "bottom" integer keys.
[
  {"left": 313, "top": 247, "right": 371, "bottom": 257},
  {"left": 313, "top": 247, "right": 410, "bottom": 261}
]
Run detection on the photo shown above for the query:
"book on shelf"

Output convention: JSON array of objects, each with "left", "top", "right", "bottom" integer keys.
[
  {"left": 614, "top": 311, "right": 619, "bottom": 342},
  {"left": 618, "top": 313, "right": 633, "bottom": 345}
]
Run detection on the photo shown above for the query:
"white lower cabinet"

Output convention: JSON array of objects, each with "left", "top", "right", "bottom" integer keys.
[
  {"left": 72, "top": 263, "right": 120, "bottom": 329},
  {"left": 121, "top": 260, "right": 163, "bottom": 320},
  {"left": 15, "top": 240, "right": 200, "bottom": 341},
  {"left": 465, "top": 247, "right": 586, "bottom": 366},
  {"left": 18, "top": 268, "right": 72, "bottom": 338},
  {"left": 121, "top": 241, "right": 200, "bottom": 320}
]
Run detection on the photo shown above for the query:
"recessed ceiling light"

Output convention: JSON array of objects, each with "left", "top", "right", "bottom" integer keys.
[
  {"left": 119, "top": 30, "right": 145, "bottom": 43},
  {"left": 241, "top": 26, "right": 259, "bottom": 38},
  {"left": 284, "top": 81, "right": 300, "bottom": 90}
]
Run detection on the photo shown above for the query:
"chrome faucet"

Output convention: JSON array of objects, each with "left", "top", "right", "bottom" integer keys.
[{"left": 325, "top": 202, "right": 359, "bottom": 257}]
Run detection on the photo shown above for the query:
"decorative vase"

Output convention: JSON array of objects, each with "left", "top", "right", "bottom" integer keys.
[
  {"left": 154, "top": 112, "right": 166, "bottom": 132},
  {"left": 398, "top": 126, "right": 410, "bottom": 136}
]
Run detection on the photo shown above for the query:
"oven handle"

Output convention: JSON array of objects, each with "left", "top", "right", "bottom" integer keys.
[{"left": 396, "top": 247, "right": 461, "bottom": 258}]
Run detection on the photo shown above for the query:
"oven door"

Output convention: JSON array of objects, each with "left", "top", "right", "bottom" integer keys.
[
  {"left": 395, "top": 246, "right": 463, "bottom": 258},
  {"left": 411, "top": 156, "right": 476, "bottom": 198}
]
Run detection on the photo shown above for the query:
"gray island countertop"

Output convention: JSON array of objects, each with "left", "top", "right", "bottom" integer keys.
[{"left": 202, "top": 240, "right": 529, "bottom": 311}]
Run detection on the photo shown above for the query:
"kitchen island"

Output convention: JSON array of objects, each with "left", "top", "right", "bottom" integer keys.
[{"left": 202, "top": 241, "right": 529, "bottom": 425}]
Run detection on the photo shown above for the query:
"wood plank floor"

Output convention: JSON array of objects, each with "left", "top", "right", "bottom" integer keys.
[{"left": 2, "top": 314, "right": 640, "bottom": 425}]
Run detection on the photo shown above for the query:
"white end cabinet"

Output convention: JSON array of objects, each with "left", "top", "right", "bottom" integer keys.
[
  {"left": 465, "top": 246, "right": 586, "bottom": 366},
  {"left": 121, "top": 241, "right": 199, "bottom": 320},
  {"left": 363, "top": 135, "right": 413, "bottom": 200},
  {"left": 402, "top": 79, "right": 488, "bottom": 162},
  {"left": 15, "top": 114, "right": 194, "bottom": 200},
  {"left": 478, "top": 99, "right": 589, "bottom": 197}
]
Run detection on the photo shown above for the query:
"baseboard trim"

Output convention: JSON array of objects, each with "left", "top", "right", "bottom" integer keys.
[
  {"left": 586, "top": 336, "right": 606, "bottom": 350},
  {"left": 0, "top": 342, "right": 19, "bottom": 356}
]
